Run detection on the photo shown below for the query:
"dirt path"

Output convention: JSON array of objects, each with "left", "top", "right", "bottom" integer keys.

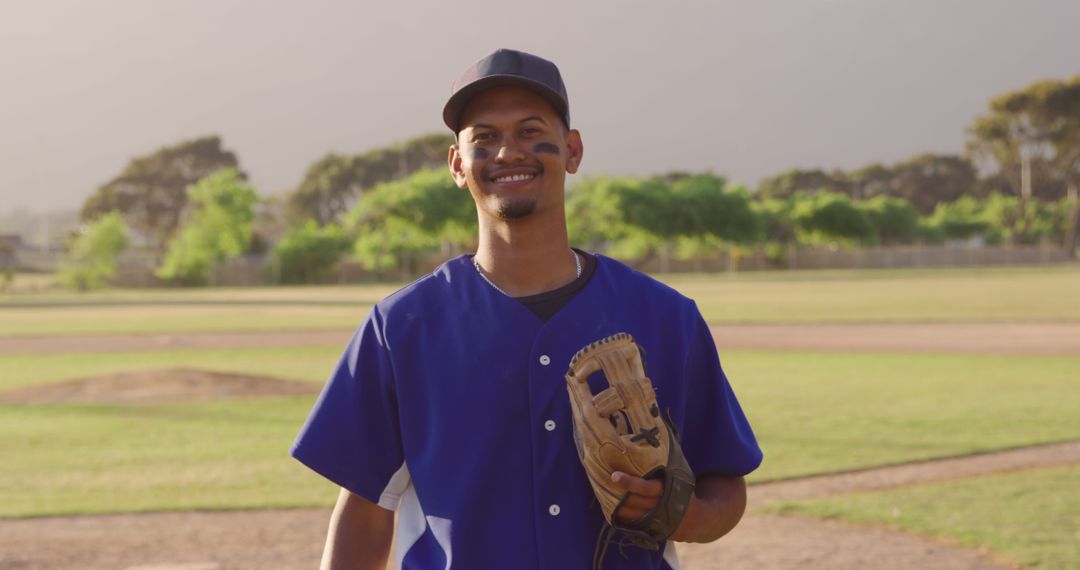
[
  {"left": 4, "top": 321, "right": 1079, "bottom": 355},
  {"left": 6, "top": 442, "right": 1074, "bottom": 570}
]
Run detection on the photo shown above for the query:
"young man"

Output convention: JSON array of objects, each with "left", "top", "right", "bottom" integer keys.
[{"left": 291, "top": 48, "right": 762, "bottom": 570}]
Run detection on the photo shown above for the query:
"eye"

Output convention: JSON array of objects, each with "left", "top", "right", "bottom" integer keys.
[
  {"left": 472, "top": 131, "right": 495, "bottom": 143},
  {"left": 521, "top": 127, "right": 541, "bottom": 136}
]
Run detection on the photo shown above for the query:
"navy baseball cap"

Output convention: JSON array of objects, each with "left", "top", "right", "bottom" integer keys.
[{"left": 443, "top": 48, "right": 570, "bottom": 132}]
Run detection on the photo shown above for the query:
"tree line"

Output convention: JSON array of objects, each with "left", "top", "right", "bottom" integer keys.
[{"left": 65, "top": 75, "right": 1080, "bottom": 288}]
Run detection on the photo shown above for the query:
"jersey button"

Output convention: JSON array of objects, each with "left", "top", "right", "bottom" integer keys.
[
  {"left": 544, "top": 420, "right": 556, "bottom": 431},
  {"left": 548, "top": 504, "right": 560, "bottom": 516},
  {"left": 539, "top": 355, "right": 551, "bottom": 366}
]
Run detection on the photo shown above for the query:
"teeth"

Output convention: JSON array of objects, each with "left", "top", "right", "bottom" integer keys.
[{"left": 493, "top": 173, "right": 535, "bottom": 183}]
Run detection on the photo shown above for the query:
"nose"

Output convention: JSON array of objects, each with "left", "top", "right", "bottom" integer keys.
[{"left": 495, "top": 138, "right": 527, "bottom": 163}]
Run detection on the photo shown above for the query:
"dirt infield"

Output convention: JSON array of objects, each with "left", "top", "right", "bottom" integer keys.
[
  {"left": 6, "top": 442, "right": 1071, "bottom": 569},
  {"left": 0, "top": 368, "right": 319, "bottom": 405},
  {"left": 4, "top": 321, "right": 1079, "bottom": 355},
  {"left": 0, "top": 511, "right": 1020, "bottom": 570}
]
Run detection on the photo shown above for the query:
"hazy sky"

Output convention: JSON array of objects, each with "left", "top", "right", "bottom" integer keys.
[{"left": 2, "top": 0, "right": 1078, "bottom": 213}]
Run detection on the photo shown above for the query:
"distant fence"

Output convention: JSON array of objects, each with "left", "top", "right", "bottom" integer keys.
[
  {"left": 631, "top": 243, "right": 1075, "bottom": 274},
  {"left": 10, "top": 250, "right": 64, "bottom": 273},
  {"left": 13, "top": 243, "right": 1076, "bottom": 287}
]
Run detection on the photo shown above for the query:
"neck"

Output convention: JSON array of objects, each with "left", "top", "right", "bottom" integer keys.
[{"left": 473, "top": 212, "right": 577, "bottom": 297}]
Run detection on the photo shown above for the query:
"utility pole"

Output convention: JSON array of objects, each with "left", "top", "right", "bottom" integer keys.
[
  {"left": 1020, "top": 154, "right": 1032, "bottom": 202},
  {"left": 1067, "top": 183, "right": 1079, "bottom": 258}
]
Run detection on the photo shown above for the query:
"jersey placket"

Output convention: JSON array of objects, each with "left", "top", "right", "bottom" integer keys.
[{"left": 524, "top": 279, "right": 615, "bottom": 568}]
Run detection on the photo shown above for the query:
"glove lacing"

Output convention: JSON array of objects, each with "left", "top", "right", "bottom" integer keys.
[{"left": 592, "top": 522, "right": 638, "bottom": 570}]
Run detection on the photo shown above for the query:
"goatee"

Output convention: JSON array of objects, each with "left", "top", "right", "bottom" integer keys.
[{"left": 498, "top": 200, "right": 537, "bottom": 220}]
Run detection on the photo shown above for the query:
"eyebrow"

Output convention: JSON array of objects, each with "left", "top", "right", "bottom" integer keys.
[{"left": 470, "top": 116, "right": 549, "bottom": 131}]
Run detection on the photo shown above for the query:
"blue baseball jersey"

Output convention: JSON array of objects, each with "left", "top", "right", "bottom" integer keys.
[{"left": 291, "top": 254, "right": 762, "bottom": 569}]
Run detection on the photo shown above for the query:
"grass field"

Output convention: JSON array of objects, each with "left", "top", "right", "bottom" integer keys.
[
  {"left": 678, "top": 265, "right": 1080, "bottom": 324},
  {"left": 1, "top": 264, "right": 1078, "bottom": 566},
  {"left": 770, "top": 465, "right": 1080, "bottom": 570},
  {"left": 0, "top": 397, "right": 333, "bottom": 518},
  {"left": 2, "top": 349, "right": 1077, "bottom": 516},
  {"left": 1, "top": 265, "right": 1078, "bottom": 336},
  {"left": 723, "top": 351, "right": 1080, "bottom": 481}
]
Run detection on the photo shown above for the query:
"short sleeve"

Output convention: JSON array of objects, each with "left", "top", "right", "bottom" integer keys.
[
  {"left": 676, "top": 307, "right": 763, "bottom": 477},
  {"left": 290, "top": 307, "right": 407, "bottom": 508}
]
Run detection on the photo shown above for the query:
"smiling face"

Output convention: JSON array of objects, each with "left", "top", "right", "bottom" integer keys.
[{"left": 449, "top": 86, "right": 583, "bottom": 222}]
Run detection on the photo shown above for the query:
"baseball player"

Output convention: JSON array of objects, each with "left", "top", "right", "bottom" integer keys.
[{"left": 291, "top": 48, "right": 762, "bottom": 569}]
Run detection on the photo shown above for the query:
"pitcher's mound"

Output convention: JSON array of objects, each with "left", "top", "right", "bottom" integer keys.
[{"left": 0, "top": 368, "right": 320, "bottom": 405}]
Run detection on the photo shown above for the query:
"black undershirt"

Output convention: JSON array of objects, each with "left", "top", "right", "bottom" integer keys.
[{"left": 514, "top": 249, "right": 597, "bottom": 321}]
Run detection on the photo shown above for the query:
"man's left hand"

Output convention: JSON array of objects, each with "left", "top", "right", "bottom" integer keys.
[
  {"left": 611, "top": 471, "right": 747, "bottom": 543},
  {"left": 609, "top": 470, "right": 663, "bottom": 522}
]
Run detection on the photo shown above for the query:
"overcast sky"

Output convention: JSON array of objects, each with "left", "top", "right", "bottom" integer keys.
[{"left": 2, "top": 0, "right": 1078, "bottom": 213}]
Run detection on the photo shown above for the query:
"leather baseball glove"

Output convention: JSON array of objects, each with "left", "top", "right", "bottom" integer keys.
[{"left": 565, "top": 332, "right": 695, "bottom": 563}]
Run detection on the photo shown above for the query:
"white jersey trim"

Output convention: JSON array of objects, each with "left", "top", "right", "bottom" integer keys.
[
  {"left": 663, "top": 541, "right": 682, "bottom": 570},
  {"left": 395, "top": 482, "right": 426, "bottom": 570},
  {"left": 426, "top": 515, "right": 454, "bottom": 570},
  {"left": 393, "top": 481, "right": 453, "bottom": 570},
  {"left": 378, "top": 462, "right": 411, "bottom": 510}
]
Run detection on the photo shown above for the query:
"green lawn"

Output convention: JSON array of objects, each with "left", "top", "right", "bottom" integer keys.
[
  {"left": 0, "top": 303, "right": 369, "bottom": 337},
  {"left": 769, "top": 465, "right": 1080, "bottom": 570},
  {"left": 1, "top": 265, "right": 1077, "bottom": 336},
  {"left": 0, "top": 397, "right": 336, "bottom": 518},
  {"left": 1, "top": 349, "right": 1076, "bottom": 516},
  {"left": 0, "top": 283, "right": 398, "bottom": 305},
  {"left": 670, "top": 265, "right": 1080, "bottom": 324},
  {"left": 722, "top": 351, "right": 1080, "bottom": 481},
  {"left": 0, "top": 283, "right": 393, "bottom": 336}
]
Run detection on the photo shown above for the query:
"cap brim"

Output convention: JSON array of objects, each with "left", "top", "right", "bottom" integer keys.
[{"left": 442, "top": 74, "right": 569, "bottom": 132}]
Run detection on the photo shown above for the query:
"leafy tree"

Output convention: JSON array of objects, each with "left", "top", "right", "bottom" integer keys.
[
  {"left": 156, "top": 169, "right": 258, "bottom": 285},
  {"left": 791, "top": 192, "right": 875, "bottom": 245},
  {"left": 923, "top": 196, "right": 1000, "bottom": 244},
  {"left": 249, "top": 194, "right": 289, "bottom": 256},
  {"left": 752, "top": 198, "right": 797, "bottom": 244},
  {"left": 272, "top": 221, "right": 352, "bottom": 284},
  {"left": 344, "top": 168, "right": 476, "bottom": 273},
  {"left": 860, "top": 195, "right": 920, "bottom": 244},
  {"left": 754, "top": 169, "right": 850, "bottom": 199},
  {"left": 1040, "top": 77, "right": 1080, "bottom": 190},
  {"left": 566, "top": 176, "right": 671, "bottom": 259},
  {"left": 980, "top": 193, "right": 1065, "bottom": 245},
  {"left": 1038, "top": 77, "right": 1080, "bottom": 253},
  {"left": 848, "top": 164, "right": 893, "bottom": 200},
  {"left": 887, "top": 154, "right": 978, "bottom": 214},
  {"left": 568, "top": 173, "right": 759, "bottom": 262},
  {"left": 287, "top": 133, "right": 455, "bottom": 226},
  {"left": 286, "top": 154, "right": 366, "bottom": 227},
  {"left": 0, "top": 240, "right": 13, "bottom": 292},
  {"left": 1061, "top": 194, "right": 1080, "bottom": 254},
  {"left": 80, "top": 136, "right": 241, "bottom": 251},
  {"left": 668, "top": 174, "right": 760, "bottom": 244},
  {"left": 59, "top": 212, "right": 128, "bottom": 291},
  {"left": 967, "top": 77, "right": 1079, "bottom": 202}
]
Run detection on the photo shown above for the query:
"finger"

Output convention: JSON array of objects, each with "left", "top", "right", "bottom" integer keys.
[
  {"left": 613, "top": 503, "right": 651, "bottom": 523},
  {"left": 613, "top": 507, "right": 645, "bottom": 523},
  {"left": 620, "top": 492, "right": 660, "bottom": 511},
  {"left": 611, "top": 471, "right": 663, "bottom": 497}
]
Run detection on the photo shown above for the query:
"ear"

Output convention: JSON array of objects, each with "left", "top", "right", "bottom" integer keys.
[
  {"left": 447, "top": 143, "right": 469, "bottom": 189},
  {"left": 565, "top": 129, "right": 584, "bottom": 174}
]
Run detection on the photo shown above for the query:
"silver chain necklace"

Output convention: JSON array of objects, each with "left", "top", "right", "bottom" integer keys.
[{"left": 474, "top": 250, "right": 582, "bottom": 297}]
